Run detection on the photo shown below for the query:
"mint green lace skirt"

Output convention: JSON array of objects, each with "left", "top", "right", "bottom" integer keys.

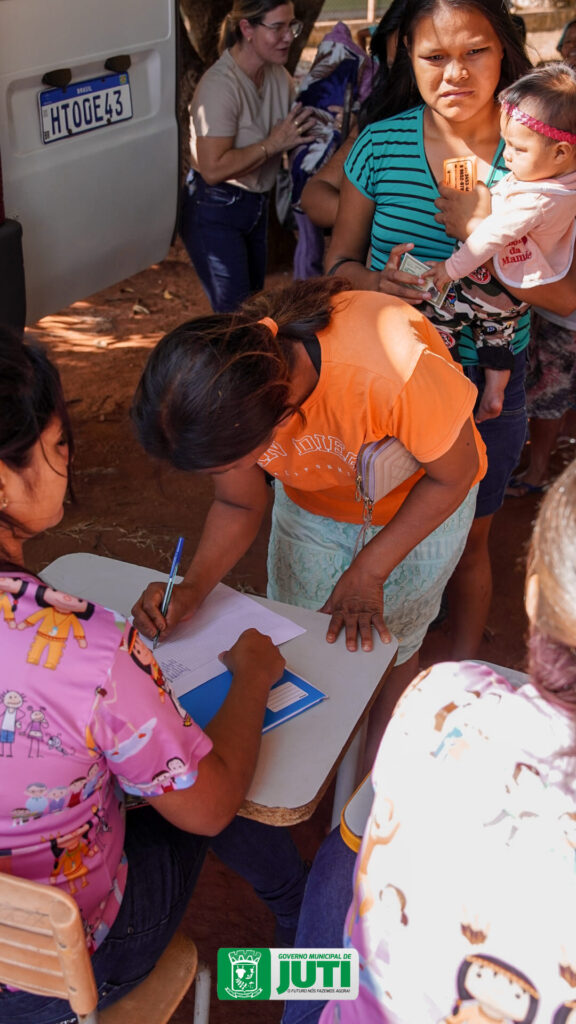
[{"left": 267, "top": 483, "right": 477, "bottom": 665}]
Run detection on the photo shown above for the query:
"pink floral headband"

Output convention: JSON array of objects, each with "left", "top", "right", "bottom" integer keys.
[{"left": 500, "top": 99, "right": 576, "bottom": 145}]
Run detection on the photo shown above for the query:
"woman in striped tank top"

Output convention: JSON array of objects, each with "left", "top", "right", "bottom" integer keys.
[{"left": 326, "top": 0, "right": 576, "bottom": 663}]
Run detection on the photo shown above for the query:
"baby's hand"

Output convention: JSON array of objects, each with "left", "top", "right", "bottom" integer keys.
[{"left": 426, "top": 260, "right": 452, "bottom": 290}]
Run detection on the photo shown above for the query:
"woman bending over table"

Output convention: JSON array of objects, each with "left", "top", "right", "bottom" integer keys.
[
  {"left": 0, "top": 337, "right": 307, "bottom": 1023},
  {"left": 131, "top": 277, "right": 486, "bottom": 766},
  {"left": 284, "top": 425, "right": 576, "bottom": 1024},
  {"left": 326, "top": 0, "right": 576, "bottom": 661},
  {"left": 180, "top": 0, "right": 315, "bottom": 313}
]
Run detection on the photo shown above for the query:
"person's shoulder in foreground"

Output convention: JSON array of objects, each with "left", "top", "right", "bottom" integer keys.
[{"left": 322, "top": 659, "right": 576, "bottom": 1023}]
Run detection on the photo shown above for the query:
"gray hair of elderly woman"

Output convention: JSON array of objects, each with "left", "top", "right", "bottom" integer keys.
[
  {"left": 527, "top": 460, "right": 576, "bottom": 713},
  {"left": 219, "top": 0, "right": 293, "bottom": 53},
  {"left": 528, "top": 460, "right": 576, "bottom": 652}
]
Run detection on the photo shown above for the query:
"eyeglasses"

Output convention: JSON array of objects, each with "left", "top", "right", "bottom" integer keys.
[{"left": 257, "top": 18, "right": 303, "bottom": 38}]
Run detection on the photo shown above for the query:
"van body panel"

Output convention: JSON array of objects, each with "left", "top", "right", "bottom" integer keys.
[{"left": 0, "top": 0, "right": 178, "bottom": 322}]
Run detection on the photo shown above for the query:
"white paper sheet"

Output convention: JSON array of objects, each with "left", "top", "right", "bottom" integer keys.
[{"left": 149, "top": 583, "right": 306, "bottom": 698}]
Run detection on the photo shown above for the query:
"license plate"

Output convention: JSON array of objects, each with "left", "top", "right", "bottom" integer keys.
[{"left": 39, "top": 72, "right": 133, "bottom": 144}]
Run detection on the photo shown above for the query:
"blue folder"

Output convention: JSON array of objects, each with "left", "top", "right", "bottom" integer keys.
[{"left": 178, "top": 667, "right": 326, "bottom": 733}]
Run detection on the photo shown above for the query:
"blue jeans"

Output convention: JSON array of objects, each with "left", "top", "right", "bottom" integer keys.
[
  {"left": 0, "top": 810, "right": 307, "bottom": 1023},
  {"left": 281, "top": 828, "right": 356, "bottom": 1024},
  {"left": 466, "top": 349, "right": 528, "bottom": 518},
  {"left": 212, "top": 817, "right": 307, "bottom": 945},
  {"left": 180, "top": 173, "right": 269, "bottom": 313}
]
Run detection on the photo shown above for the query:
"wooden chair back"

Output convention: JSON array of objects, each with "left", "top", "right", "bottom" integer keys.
[
  {"left": 0, "top": 872, "right": 209, "bottom": 1023},
  {"left": 0, "top": 871, "right": 98, "bottom": 1017}
]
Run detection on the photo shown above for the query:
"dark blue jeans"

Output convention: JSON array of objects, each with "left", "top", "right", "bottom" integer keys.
[
  {"left": 466, "top": 348, "right": 528, "bottom": 518},
  {"left": 180, "top": 173, "right": 269, "bottom": 313},
  {"left": 281, "top": 828, "right": 356, "bottom": 1024},
  {"left": 0, "top": 810, "right": 307, "bottom": 1023}
]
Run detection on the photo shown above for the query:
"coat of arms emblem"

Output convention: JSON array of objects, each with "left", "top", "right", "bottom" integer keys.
[{"left": 225, "top": 948, "right": 263, "bottom": 999}]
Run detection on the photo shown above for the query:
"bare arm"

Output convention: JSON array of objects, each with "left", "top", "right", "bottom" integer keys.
[
  {"left": 300, "top": 133, "right": 356, "bottom": 229},
  {"left": 147, "top": 629, "right": 285, "bottom": 835},
  {"left": 132, "top": 465, "right": 270, "bottom": 639},
  {"left": 321, "top": 420, "right": 479, "bottom": 651},
  {"left": 324, "top": 175, "right": 376, "bottom": 285},
  {"left": 195, "top": 103, "right": 315, "bottom": 186},
  {"left": 326, "top": 177, "right": 433, "bottom": 303}
]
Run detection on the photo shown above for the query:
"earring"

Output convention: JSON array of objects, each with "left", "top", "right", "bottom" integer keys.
[{"left": 0, "top": 493, "right": 8, "bottom": 511}]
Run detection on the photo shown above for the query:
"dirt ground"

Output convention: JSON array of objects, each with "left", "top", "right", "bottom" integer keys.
[{"left": 26, "top": 238, "right": 575, "bottom": 1023}]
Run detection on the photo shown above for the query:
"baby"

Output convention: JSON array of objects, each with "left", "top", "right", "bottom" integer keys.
[{"left": 428, "top": 63, "right": 576, "bottom": 421}]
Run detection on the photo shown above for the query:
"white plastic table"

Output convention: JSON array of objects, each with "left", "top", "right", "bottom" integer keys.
[
  {"left": 339, "top": 661, "right": 531, "bottom": 849},
  {"left": 42, "top": 553, "right": 397, "bottom": 826}
]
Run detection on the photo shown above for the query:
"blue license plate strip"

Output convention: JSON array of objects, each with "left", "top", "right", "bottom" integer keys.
[{"left": 39, "top": 72, "right": 133, "bottom": 144}]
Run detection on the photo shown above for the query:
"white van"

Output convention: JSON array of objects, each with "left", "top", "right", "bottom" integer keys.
[{"left": 0, "top": 0, "right": 178, "bottom": 325}]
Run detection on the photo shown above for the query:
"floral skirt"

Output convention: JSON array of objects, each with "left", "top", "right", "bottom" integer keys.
[{"left": 267, "top": 483, "right": 477, "bottom": 665}]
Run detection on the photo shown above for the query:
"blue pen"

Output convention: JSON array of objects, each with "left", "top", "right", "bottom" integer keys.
[{"left": 153, "top": 535, "right": 185, "bottom": 650}]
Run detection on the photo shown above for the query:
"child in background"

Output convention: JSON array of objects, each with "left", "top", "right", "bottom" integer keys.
[
  {"left": 428, "top": 63, "right": 576, "bottom": 421},
  {"left": 557, "top": 17, "right": 576, "bottom": 71}
]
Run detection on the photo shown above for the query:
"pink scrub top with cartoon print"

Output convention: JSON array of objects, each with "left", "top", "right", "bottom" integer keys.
[
  {"left": 322, "top": 662, "right": 576, "bottom": 1024},
  {"left": 0, "top": 574, "right": 212, "bottom": 954}
]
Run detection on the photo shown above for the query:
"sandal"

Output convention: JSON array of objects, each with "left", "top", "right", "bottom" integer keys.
[{"left": 505, "top": 477, "right": 546, "bottom": 498}]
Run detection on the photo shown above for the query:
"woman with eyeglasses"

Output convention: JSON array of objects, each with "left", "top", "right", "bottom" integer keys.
[{"left": 180, "top": 0, "right": 316, "bottom": 313}]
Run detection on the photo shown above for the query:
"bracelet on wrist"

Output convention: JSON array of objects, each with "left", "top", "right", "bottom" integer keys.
[
  {"left": 260, "top": 142, "right": 269, "bottom": 161},
  {"left": 326, "top": 257, "right": 364, "bottom": 277}
]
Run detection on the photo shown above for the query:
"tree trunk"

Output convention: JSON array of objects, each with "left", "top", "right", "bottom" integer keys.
[
  {"left": 289, "top": 0, "right": 327, "bottom": 73},
  {"left": 179, "top": 0, "right": 231, "bottom": 67},
  {"left": 180, "top": 0, "right": 326, "bottom": 69},
  {"left": 177, "top": 13, "right": 204, "bottom": 179}
]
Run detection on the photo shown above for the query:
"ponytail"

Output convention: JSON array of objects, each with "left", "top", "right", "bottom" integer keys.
[{"left": 131, "top": 277, "right": 350, "bottom": 472}]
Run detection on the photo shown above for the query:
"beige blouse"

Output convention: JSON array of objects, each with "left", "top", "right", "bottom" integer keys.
[{"left": 189, "top": 48, "right": 293, "bottom": 193}]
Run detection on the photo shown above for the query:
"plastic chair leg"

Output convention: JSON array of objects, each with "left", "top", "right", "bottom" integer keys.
[
  {"left": 193, "top": 960, "right": 211, "bottom": 1024},
  {"left": 331, "top": 719, "right": 367, "bottom": 829}
]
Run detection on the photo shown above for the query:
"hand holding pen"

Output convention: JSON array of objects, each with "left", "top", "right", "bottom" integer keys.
[{"left": 153, "top": 535, "right": 185, "bottom": 650}]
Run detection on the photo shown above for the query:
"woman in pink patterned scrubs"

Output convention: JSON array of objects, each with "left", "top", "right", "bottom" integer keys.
[{"left": 0, "top": 337, "right": 305, "bottom": 1023}]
